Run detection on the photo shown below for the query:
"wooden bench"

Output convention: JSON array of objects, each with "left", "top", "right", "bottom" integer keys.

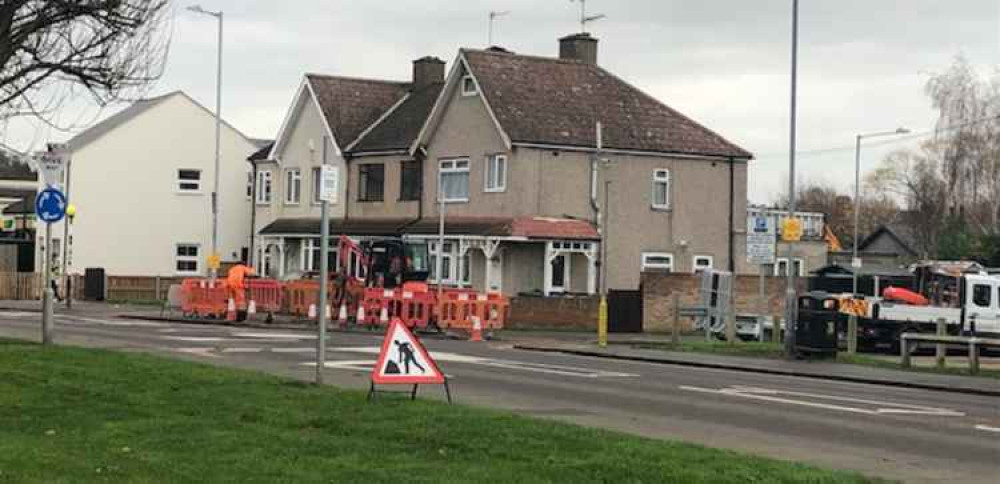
[{"left": 900, "top": 333, "right": 1000, "bottom": 375}]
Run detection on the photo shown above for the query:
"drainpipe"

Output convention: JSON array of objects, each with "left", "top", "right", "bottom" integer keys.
[
  {"left": 248, "top": 159, "right": 257, "bottom": 266},
  {"left": 728, "top": 157, "right": 735, "bottom": 273},
  {"left": 343, "top": 151, "right": 352, "bottom": 220}
]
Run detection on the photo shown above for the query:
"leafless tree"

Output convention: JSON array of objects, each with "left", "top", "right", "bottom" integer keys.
[
  {"left": 866, "top": 146, "right": 947, "bottom": 258},
  {"left": 0, "top": 1, "right": 170, "bottom": 129},
  {"left": 773, "top": 181, "right": 900, "bottom": 247}
]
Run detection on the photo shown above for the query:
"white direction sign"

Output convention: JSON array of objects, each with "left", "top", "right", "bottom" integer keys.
[
  {"left": 34, "top": 150, "right": 67, "bottom": 187},
  {"left": 747, "top": 215, "right": 776, "bottom": 265},
  {"left": 318, "top": 165, "right": 339, "bottom": 203}
]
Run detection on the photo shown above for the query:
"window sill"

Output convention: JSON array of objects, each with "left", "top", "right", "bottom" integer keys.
[
  {"left": 484, "top": 187, "right": 506, "bottom": 194},
  {"left": 175, "top": 191, "right": 204, "bottom": 196},
  {"left": 255, "top": 202, "right": 272, "bottom": 207},
  {"left": 284, "top": 202, "right": 300, "bottom": 206},
  {"left": 356, "top": 199, "right": 385, "bottom": 204},
  {"left": 651, "top": 205, "right": 672, "bottom": 212},
  {"left": 397, "top": 198, "right": 420, "bottom": 203},
  {"left": 441, "top": 199, "right": 469, "bottom": 204}
]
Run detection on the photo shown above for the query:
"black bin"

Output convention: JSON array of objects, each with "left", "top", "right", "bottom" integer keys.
[
  {"left": 83, "top": 268, "right": 106, "bottom": 301},
  {"left": 794, "top": 293, "right": 839, "bottom": 358}
]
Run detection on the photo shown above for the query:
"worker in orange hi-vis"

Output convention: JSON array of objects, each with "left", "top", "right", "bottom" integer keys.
[{"left": 227, "top": 264, "right": 256, "bottom": 311}]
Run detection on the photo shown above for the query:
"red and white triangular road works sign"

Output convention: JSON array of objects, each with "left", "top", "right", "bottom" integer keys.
[{"left": 372, "top": 318, "right": 445, "bottom": 385}]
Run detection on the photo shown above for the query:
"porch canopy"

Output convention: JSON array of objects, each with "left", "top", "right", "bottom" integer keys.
[{"left": 259, "top": 216, "right": 599, "bottom": 240}]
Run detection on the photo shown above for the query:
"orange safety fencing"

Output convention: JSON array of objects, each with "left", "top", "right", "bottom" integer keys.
[
  {"left": 360, "top": 288, "right": 437, "bottom": 329},
  {"left": 285, "top": 280, "right": 319, "bottom": 317},
  {"left": 180, "top": 279, "right": 229, "bottom": 318},
  {"left": 247, "top": 279, "right": 284, "bottom": 314},
  {"left": 436, "top": 292, "right": 508, "bottom": 330}
]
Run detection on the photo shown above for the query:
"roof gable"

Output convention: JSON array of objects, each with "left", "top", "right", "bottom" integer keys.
[
  {"left": 457, "top": 49, "right": 752, "bottom": 158},
  {"left": 305, "top": 74, "right": 409, "bottom": 150},
  {"left": 350, "top": 81, "right": 444, "bottom": 154},
  {"left": 860, "top": 225, "right": 918, "bottom": 257}
]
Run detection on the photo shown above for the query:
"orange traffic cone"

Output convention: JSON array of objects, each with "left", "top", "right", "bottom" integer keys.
[
  {"left": 308, "top": 303, "right": 317, "bottom": 320},
  {"left": 247, "top": 300, "right": 257, "bottom": 318},
  {"left": 338, "top": 304, "right": 348, "bottom": 327},
  {"left": 379, "top": 306, "right": 389, "bottom": 325},
  {"left": 226, "top": 298, "right": 237, "bottom": 321},
  {"left": 469, "top": 316, "right": 484, "bottom": 342}
]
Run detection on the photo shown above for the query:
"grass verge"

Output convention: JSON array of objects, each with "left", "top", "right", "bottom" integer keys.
[
  {"left": 633, "top": 340, "right": 999, "bottom": 379},
  {"left": 0, "top": 338, "right": 877, "bottom": 483}
]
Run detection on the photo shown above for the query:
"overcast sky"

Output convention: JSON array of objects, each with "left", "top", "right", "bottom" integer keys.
[{"left": 3, "top": 0, "right": 998, "bottom": 203}]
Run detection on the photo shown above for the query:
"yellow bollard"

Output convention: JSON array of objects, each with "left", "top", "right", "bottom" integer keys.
[{"left": 598, "top": 296, "right": 608, "bottom": 348}]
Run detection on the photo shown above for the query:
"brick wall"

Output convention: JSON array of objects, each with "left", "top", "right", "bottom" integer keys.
[
  {"left": 508, "top": 294, "right": 599, "bottom": 330},
  {"left": 642, "top": 272, "right": 806, "bottom": 332}
]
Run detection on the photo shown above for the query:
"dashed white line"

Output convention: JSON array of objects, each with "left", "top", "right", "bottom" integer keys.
[{"left": 975, "top": 424, "right": 1000, "bottom": 433}]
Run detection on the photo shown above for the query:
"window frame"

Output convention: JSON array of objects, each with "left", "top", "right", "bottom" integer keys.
[
  {"left": 484, "top": 154, "right": 508, "bottom": 193},
  {"left": 461, "top": 75, "right": 477, "bottom": 97},
  {"left": 357, "top": 163, "right": 386, "bottom": 202},
  {"left": 255, "top": 170, "right": 272, "bottom": 205},
  {"left": 175, "top": 243, "right": 200, "bottom": 275},
  {"left": 246, "top": 171, "right": 254, "bottom": 200},
  {"left": 693, "top": 255, "right": 714, "bottom": 273},
  {"left": 428, "top": 241, "right": 457, "bottom": 284},
  {"left": 651, "top": 168, "right": 671, "bottom": 210},
  {"left": 399, "top": 160, "right": 422, "bottom": 201},
  {"left": 438, "top": 158, "right": 470, "bottom": 203},
  {"left": 176, "top": 169, "right": 202, "bottom": 193},
  {"left": 284, "top": 168, "right": 302, "bottom": 205},
  {"left": 774, "top": 257, "right": 805, "bottom": 277},
  {"left": 641, "top": 252, "right": 674, "bottom": 272},
  {"left": 972, "top": 284, "right": 992, "bottom": 308}
]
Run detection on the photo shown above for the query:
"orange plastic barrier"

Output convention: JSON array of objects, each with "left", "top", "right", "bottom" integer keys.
[
  {"left": 436, "top": 292, "right": 507, "bottom": 330},
  {"left": 285, "top": 280, "right": 319, "bottom": 317},
  {"left": 247, "top": 279, "right": 284, "bottom": 314},
  {"left": 180, "top": 278, "right": 229, "bottom": 318}
]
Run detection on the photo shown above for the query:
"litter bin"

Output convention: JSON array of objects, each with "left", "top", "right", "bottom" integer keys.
[
  {"left": 794, "top": 293, "right": 839, "bottom": 359},
  {"left": 83, "top": 267, "right": 106, "bottom": 301}
]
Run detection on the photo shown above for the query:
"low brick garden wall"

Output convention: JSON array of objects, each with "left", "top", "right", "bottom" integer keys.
[{"left": 507, "top": 294, "right": 599, "bottom": 330}]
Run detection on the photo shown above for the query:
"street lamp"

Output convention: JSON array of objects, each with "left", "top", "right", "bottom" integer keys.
[
  {"left": 851, "top": 127, "right": 909, "bottom": 295},
  {"left": 188, "top": 4, "right": 223, "bottom": 281}
]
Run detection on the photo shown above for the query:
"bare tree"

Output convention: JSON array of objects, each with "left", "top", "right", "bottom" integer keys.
[
  {"left": 867, "top": 145, "right": 948, "bottom": 258},
  {"left": 774, "top": 181, "right": 900, "bottom": 247},
  {"left": 0, "top": 0, "right": 170, "bottom": 128}
]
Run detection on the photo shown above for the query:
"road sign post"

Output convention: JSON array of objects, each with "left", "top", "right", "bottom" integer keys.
[
  {"left": 35, "top": 182, "right": 67, "bottom": 346},
  {"left": 748, "top": 215, "right": 776, "bottom": 342},
  {"left": 316, "top": 138, "right": 336, "bottom": 385}
]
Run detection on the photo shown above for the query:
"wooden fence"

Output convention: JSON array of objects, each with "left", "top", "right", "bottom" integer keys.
[
  {"left": 0, "top": 273, "right": 184, "bottom": 302},
  {"left": 0, "top": 272, "right": 43, "bottom": 300}
]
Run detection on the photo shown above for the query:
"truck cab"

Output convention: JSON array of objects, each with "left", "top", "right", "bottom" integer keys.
[{"left": 962, "top": 274, "right": 1000, "bottom": 336}]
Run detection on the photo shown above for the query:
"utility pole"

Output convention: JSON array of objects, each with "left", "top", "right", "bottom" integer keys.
[
  {"left": 783, "top": 0, "right": 800, "bottom": 359},
  {"left": 595, "top": 121, "right": 608, "bottom": 348},
  {"left": 316, "top": 136, "right": 330, "bottom": 385}
]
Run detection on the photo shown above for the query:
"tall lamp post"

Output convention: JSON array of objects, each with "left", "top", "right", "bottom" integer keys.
[
  {"left": 188, "top": 4, "right": 223, "bottom": 281},
  {"left": 851, "top": 128, "right": 909, "bottom": 294},
  {"left": 783, "top": 0, "right": 800, "bottom": 359}
]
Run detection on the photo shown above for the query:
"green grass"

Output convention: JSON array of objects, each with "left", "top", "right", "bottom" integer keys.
[
  {"left": 634, "top": 340, "right": 999, "bottom": 379},
  {"left": 0, "top": 338, "right": 878, "bottom": 483}
]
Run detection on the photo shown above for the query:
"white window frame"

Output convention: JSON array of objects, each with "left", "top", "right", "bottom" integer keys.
[
  {"left": 693, "top": 255, "right": 714, "bottom": 273},
  {"left": 774, "top": 257, "right": 805, "bottom": 277},
  {"left": 549, "top": 253, "right": 571, "bottom": 294},
  {"left": 652, "top": 168, "right": 671, "bottom": 210},
  {"left": 246, "top": 171, "right": 254, "bottom": 200},
  {"left": 177, "top": 169, "right": 202, "bottom": 193},
  {"left": 311, "top": 167, "right": 323, "bottom": 205},
  {"left": 439, "top": 159, "right": 470, "bottom": 203},
  {"left": 175, "top": 243, "right": 200, "bottom": 275},
  {"left": 428, "top": 241, "right": 457, "bottom": 284},
  {"left": 461, "top": 75, "right": 477, "bottom": 97},
  {"left": 485, "top": 154, "right": 507, "bottom": 192},
  {"left": 641, "top": 252, "right": 674, "bottom": 272},
  {"left": 256, "top": 171, "right": 272, "bottom": 205},
  {"left": 284, "top": 168, "right": 301, "bottom": 205}
]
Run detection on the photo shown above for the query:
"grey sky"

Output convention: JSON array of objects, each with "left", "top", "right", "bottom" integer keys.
[{"left": 3, "top": 0, "right": 998, "bottom": 202}]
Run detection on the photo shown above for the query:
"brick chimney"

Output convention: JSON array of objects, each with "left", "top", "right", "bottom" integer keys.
[
  {"left": 559, "top": 33, "right": 598, "bottom": 64},
  {"left": 412, "top": 56, "right": 445, "bottom": 90}
]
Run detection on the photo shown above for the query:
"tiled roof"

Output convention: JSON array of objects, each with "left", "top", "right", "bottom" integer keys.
[
  {"left": 462, "top": 49, "right": 751, "bottom": 158},
  {"left": 259, "top": 217, "right": 413, "bottom": 236},
  {"left": 508, "top": 217, "right": 598, "bottom": 240},
  {"left": 305, "top": 75, "right": 409, "bottom": 148},
  {"left": 351, "top": 82, "right": 445, "bottom": 153},
  {"left": 259, "top": 216, "right": 597, "bottom": 240},
  {"left": 248, "top": 142, "right": 274, "bottom": 162}
]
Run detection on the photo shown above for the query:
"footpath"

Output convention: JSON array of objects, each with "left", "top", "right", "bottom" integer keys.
[{"left": 2, "top": 300, "right": 997, "bottom": 397}]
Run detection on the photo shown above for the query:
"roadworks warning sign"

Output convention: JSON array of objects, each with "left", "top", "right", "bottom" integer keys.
[{"left": 372, "top": 318, "right": 444, "bottom": 385}]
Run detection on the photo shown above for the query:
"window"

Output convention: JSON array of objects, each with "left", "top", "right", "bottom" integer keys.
[
  {"left": 972, "top": 284, "right": 992, "bottom": 308},
  {"left": 439, "top": 159, "right": 470, "bottom": 202},
  {"left": 652, "top": 169, "right": 670, "bottom": 209},
  {"left": 429, "top": 241, "right": 456, "bottom": 283},
  {"left": 641, "top": 252, "right": 674, "bottom": 272},
  {"left": 461, "top": 252, "right": 471, "bottom": 286},
  {"left": 312, "top": 167, "right": 322, "bottom": 204},
  {"left": 176, "top": 244, "right": 200, "bottom": 274},
  {"left": 302, "top": 239, "right": 340, "bottom": 273},
  {"left": 256, "top": 171, "right": 272, "bottom": 204},
  {"left": 284, "top": 169, "right": 301, "bottom": 204},
  {"left": 358, "top": 163, "right": 385, "bottom": 202},
  {"left": 485, "top": 154, "right": 507, "bottom": 192},
  {"left": 246, "top": 171, "right": 253, "bottom": 199},
  {"left": 461, "top": 75, "right": 477, "bottom": 96},
  {"left": 177, "top": 169, "right": 202, "bottom": 192},
  {"left": 399, "top": 161, "right": 421, "bottom": 201},
  {"left": 693, "top": 255, "right": 714, "bottom": 273},
  {"left": 774, "top": 258, "right": 805, "bottom": 277}
]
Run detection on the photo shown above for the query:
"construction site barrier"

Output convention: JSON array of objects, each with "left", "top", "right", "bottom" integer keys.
[
  {"left": 246, "top": 279, "right": 284, "bottom": 314},
  {"left": 180, "top": 278, "right": 229, "bottom": 318},
  {"left": 285, "top": 280, "right": 319, "bottom": 317},
  {"left": 436, "top": 292, "right": 508, "bottom": 330}
]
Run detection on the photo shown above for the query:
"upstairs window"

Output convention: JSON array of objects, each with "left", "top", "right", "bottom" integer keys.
[
  {"left": 641, "top": 252, "right": 674, "bottom": 272},
  {"left": 255, "top": 171, "right": 272, "bottom": 204},
  {"left": 485, "top": 154, "right": 507, "bottom": 192},
  {"left": 358, "top": 163, "right": 385, "bottom": 202},
  {"left": 652, "top": 169, "right": 670, "bottom": 209},
  {"left": 400, "top": 161, "right": 421, "bottom": 201},
  {"left": 175, "top": 244, "right": 200, "bottom": 274},
  {"left": 177, "top": 169, "right": 201, "bottom": 192},
  {"left": 439, "top": 159, "right": 470, "bottom": 202},
  {"left": 461, "top": 75, "right": 477, "bottom": 96},
  {"left": 284, "top": 169, "right": 301, "bottom": 205}
]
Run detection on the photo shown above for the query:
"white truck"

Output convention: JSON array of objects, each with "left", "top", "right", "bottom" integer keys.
[{"left": 860, "top": 273, "right": 1000, "bottom": 351}]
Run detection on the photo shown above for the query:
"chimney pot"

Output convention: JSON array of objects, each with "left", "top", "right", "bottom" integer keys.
[
  {"left": 559, "top": 33, "right": 598, "bottom": 64},
  {"left": 412, "top": 56, "right": 445, "bottom": 90}
]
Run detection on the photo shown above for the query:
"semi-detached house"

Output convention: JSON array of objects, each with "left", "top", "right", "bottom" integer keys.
[{"left": 253, "top": 33, "right": 753, "bottom": 296}]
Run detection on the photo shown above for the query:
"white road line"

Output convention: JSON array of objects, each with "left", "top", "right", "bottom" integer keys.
[
  {"left": 975, "top": 424, "right": 1000, "bottom": 433},
  {"left": 162, "top": 336, "right": 233, "bottom": 343},
  {"left": 220, "top": 348, "right": 264, "bottom": 354},
  {"left": 173, "top": 347, "right": 220, "bottom": 358},
  {"left": 271, "top": 347, "right": 315, "bottom": 353},
  {"left": 230, "top": 332, "right": 310, "bottom": 340},
  {"left": 679, "top": 385, "right": 964, "bottom": 417}
]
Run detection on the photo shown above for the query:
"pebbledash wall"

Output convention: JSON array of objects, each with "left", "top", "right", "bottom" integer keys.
[{"left": 641, "top": 272, "right": 807, "bottom": 332}]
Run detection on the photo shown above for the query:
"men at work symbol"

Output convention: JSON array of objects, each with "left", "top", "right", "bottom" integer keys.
[{"left": 384, "top": 340, "right": 425, "bottom": 375}]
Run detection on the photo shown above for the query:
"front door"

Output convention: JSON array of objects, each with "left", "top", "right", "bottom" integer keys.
[{"left": 550, "top": 254, "right": 569, "bottom": 293}]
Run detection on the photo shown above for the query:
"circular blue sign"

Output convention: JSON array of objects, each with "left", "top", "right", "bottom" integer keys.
[{"left": 35, "top": 187, "right": 67, "bottom": 224}]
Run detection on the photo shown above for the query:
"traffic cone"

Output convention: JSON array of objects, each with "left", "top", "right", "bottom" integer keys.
[
  {"left": 325, "top": 304, "right": 332, "bottom": 319},
  {"left": 338, "top": 304, "right": 348, "bottom": 327},
  {"left": 247, "top": 300, "right": 257, "bottom": 317},
  {"left": 379, "top": 305, "right": 389, "bottom": 325},
  {"left": 308, "top": 303, "right": 317, "bottom": 320},
  {"left": 469, "top": 316, "right": 484, "bottom": 342},
  {"left": 226, "top": 298, "right": 237, "bottom": 321},
  {"left": 356, "top": 304, "right": 366, "bottom": 326}
]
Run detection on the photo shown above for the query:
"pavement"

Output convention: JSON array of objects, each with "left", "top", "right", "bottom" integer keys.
[{"left": 1, "top": 301, "right": 999, "bottom": 483}]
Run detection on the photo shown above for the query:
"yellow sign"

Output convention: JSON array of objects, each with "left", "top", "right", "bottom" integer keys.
[
  {"left": 207, "top": 253, "right": 221, "bottom": 270},
  {"left": 782, "top": 218, "right": 803, "bottom": 242}
]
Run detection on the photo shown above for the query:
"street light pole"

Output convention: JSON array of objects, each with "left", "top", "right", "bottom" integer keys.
[
  {"left": 188, "top": 5, "right": 223, "bottom": 282},
  {"left": 783, "top": 0, "right": 800, "bottom": 359}
]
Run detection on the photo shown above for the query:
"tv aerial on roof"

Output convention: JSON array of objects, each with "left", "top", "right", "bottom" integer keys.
[
  {"left": 488, "top": 10, "right": 511, "bottom": 46},
  {"left": 570, "top": 0, "right": 606, "bottom": 33}
]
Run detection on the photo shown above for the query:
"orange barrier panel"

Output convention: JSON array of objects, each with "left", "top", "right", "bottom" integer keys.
[
  {"left": 285, "top": 280, "right": 319, "bottom": 317},
  {"left": 436, "top": 292, "right": 508, "bottom": 330},
  {"left": 247, "top": 279, "right": 284, "bottom": 314},
  {"left": 180, "top": 278, "right": 229, "bottom": 318}
]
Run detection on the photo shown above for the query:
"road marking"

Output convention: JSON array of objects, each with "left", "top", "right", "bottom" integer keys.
[
  {"left": 975, "top": 424, "right": 1000, "bottom": 433},
  {"left": 173, "top": 347, "right": 221, "bottom": 358},
  {"left": 57, "top": 316, "right": 167, "bottom": 327},
  {"left": 679, "top": 385, "right": 964, "bottom": 417},
  {"left": 162, "top": 336, "right": 233, "bottom": 343},
  {"left": 271, "top": 347, "right": 315, "bottom": 354},
  {"left": 220, "top": 347, "right": 264, "bottom": 354},
  {"left": 230, "top": 332, "right": 310, "bottom": 340}
]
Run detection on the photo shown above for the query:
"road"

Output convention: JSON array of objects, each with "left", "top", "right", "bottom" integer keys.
[{"left": 1, "top": 311, "right": 997, "bottom": 483}]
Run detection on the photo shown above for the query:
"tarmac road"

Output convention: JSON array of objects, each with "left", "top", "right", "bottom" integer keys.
[{"left": 1, "top": 311, "right": 997, "bottom": 483}]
